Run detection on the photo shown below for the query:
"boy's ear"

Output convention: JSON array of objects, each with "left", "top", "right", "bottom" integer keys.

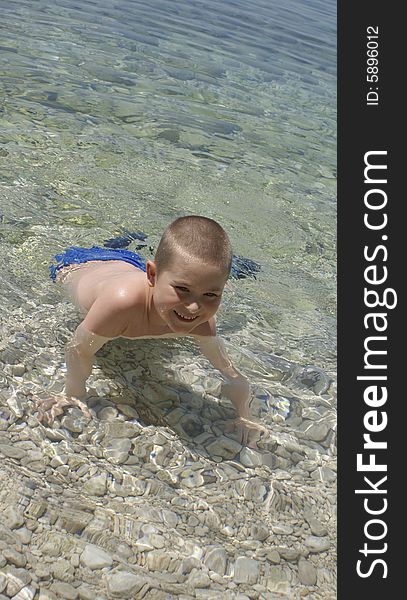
[{"left": 146, "top": 261, "right": 157, "bottom": 287}]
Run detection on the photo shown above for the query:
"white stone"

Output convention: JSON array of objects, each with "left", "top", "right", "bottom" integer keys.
[
  {"left": 204, "top": 547, "right": 228, "bottom": 576},
  {"left": 83, "top": 473, "right": 107, "bottom": 496},
  {"left": 233, "top": 557, "right": 259, "bottom": 584},
  {"left": 304, "top": 535, "right": 331, "bottom": 553},
  {"left": 11, "top": 585, "right": 36, "bottom": 600},
  {"left": 80, "top": 544, "right": 113, "bottom": 569},
  {"left": 106, "top": 572, "right": 148, "bottom": 598},
  {"left": 298, "top": 558, "right": 317, "bottom": 585}
]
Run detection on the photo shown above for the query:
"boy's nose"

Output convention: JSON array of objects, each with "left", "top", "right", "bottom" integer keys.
[{"left": 185, "top": 301, "right": 200, "bottom": 313}]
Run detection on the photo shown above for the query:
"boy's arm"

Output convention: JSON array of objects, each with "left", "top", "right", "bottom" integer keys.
[
  {"left": 35, "top": 298, "right": 127, "bottom": 425},
  {"left": 64, "top": 324, "right": 111, "bottom": 398},
  {"left": 64, "top": 294, "right": 130, "bottom": 397},
  {"left": 194, "top": 332, "right": 251, "bottom": 419}
]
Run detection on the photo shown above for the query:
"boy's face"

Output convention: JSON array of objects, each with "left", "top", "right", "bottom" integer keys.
[{"left": 146, "top": 256, "right": 228, "bottom": 333}]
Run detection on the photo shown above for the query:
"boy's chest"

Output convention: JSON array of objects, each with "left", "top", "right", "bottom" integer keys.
[{"left": 119, "top": 316, "right": 178, "bottom": 340}]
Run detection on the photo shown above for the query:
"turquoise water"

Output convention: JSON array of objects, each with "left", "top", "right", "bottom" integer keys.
[{"left": 0, "top": 0, "right": 336, "bottom": 394}]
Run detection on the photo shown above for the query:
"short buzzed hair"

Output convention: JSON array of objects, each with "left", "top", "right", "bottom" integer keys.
[{"left": 155, "top": 216, "right": 233, "bottom": 277}]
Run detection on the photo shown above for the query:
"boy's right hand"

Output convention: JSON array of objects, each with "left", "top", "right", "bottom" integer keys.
[{"left": 35, "top": 393, "right": 92, "bottom": 426}]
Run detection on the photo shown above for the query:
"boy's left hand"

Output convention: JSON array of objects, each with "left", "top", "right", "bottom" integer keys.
[
  {"left": 224, "top": 417, "right": 267, "bottom": 448},
  {"left": 221, "top": 377, "right": 268, "bottom": 447}
]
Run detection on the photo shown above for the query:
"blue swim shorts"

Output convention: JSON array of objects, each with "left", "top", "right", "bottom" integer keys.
[{"left": 50, "top": 246, "right": 147, "bottom": 282}]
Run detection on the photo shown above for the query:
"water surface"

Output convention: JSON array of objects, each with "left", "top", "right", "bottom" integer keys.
[{"left": 0, "top": 0, "right": 336, "bottom": 421}]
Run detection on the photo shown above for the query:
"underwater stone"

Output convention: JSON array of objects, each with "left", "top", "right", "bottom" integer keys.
[
  {"left": 290, "top": 365, "right": 331, "bottom": 395},
  {"left": 106, "top": 572, "right": 149, "bottom": 598},
  {"left": 304, "top": 535, "right": 331, "bottom": 553},
  {"left": 14, "top": 527, "right": 33, "bottom": 545},
  {"left": 179, "top": 414, "right": 204, "bottom": 438},
  {"left": 204, "top": 547, "right": 228, "bottom": 576},
  {"left": 311, "top": 466, "right": 336, "bottom": 483},
  {"left": 298, "top": 558, "right": 318, "bottom": 586},
  {"left": 49, "top": 582, "right": 78, "bottom": 599},
  {"left": 5, "top": 568, "right": 32, "bottom": 597},
  {"left": 102, "top": 438, "right": 132, "bottom": 464},
  {"left": 80, "top": 544, "right": 113, "bottom": 570},
  {"left": 83, "top": 474, "right": 107, "bottom": 496},
  {"left": 157, "top": 129, "right": 180, "bottom": 143},
  {"left": 146, "top": 550, "right": 171, "bottom": 572},
  {"left": 206, "top": 436, "right": 242, "bottom": 460},
  {"left": 301, "top": 421, "right": 330, "bottom": 442},
  {"left": 11, "top": 364, "right": 26, "bottom": 377},
  {"left": 2, "top": 507, "right": 24, "bottom": 529},
  {"left": 98, "top": 406, "right": 119, "bottom": 421},
  {"left": 234, "top": 557, "right": 259, "bottom": 584},
  {"left": 0, "top": 444, "right": 25, "bottom": 460},
  {"left": 250, "top": 523, "right": 269, "bottom": 541},
  {"left": 52, "top": 559, "right": 75, "bottom": 583},
  {"left": 10, "top": 585, "right": 36, "bottom": 600}
]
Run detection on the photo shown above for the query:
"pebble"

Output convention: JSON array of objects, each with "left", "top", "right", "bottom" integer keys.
[
  {"left": 204, "top": 547, "right": 228, "bottom": 576},
  {"left": 146, "top": 550, "right": 171, "bottom": 572},
  {"left": 11, "top": 585, "right": 36, "bottom": 600},
  {"left": 2, "top": 548, "right": 27, "bottom": 568},
  {"left": 272, "top": 523, "right": 294, "bottom": 535},
  {"left": 83, "top": 474, "right": 107, "bottom": 496},
  {"left": 52, "top": 559, "right": 75, "bottom": 583},
  {"left": 0, "top": 445, "right": 26, "bottom": 460},
  {"left": 206, "top": 436, "right": 242, "bottom": 460},
  {"left": 80, "top": 545, "right": 114, "bottom": 569},
  {"left": 311, "top": 467, "right": 336, "bottom": 483},
  {"left": 233, "top": 557, "right": 259, "bottom": 584},
  {"left": 5, "top": 568, "right": 32, "bottom": 596},
  {"left": 250, "top": 524, "right": 269, "bottom": 541},
  {"left": 38, "top": 589, "right": 58, "bottom": 600},
  {"left": 301, "top": 421, "right": 330, "bottom": 442},
  {"left": 50, "top": 582, "right": 78, "bottom": 599},
  {"left": 265, "top": 566, "right": 289, "bottom": 594},
  {"left": 106, "top": 572, "right": 149, "bottom": 598},
  {"left": 298, "top": 558, "right": 318, "bottom": 585},
  {"left": 14, "top": 528, "right": 33, "bottom": 545},
  {"left": 103, "top": 438, "right": 132, "bottom": 464},
  {"left": 306, "top": 517, "right": 328, "bottom": 537},
  {"left": 304, "top": 536, "right": 331, "bottom": 553}
]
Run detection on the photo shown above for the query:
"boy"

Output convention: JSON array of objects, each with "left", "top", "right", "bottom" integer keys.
[{"left": 37, "top": 216, "right": 264, "bottom": 444}]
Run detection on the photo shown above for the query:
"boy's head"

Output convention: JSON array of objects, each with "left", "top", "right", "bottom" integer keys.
[
  {"left": 154, "top": 215, "right": 233, "bottom": 278},
  {"left": 146, "top": 216, "right": 233, "bottom": 332}
]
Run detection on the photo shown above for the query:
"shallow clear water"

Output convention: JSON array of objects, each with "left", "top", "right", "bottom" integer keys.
[{"left": 0, "top": 0, "right": 336, "bottom": 419}]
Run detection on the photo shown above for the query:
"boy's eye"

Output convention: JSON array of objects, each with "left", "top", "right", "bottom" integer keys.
[{"left": 175, "top": 286, "right": 189, "bottom": 292}]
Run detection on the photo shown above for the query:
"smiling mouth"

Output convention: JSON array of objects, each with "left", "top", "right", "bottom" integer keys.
[{"left": 173, "top": 310, "right": 198, "bottom": 322}]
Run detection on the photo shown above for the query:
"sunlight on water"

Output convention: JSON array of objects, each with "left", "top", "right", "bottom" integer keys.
[
  {"left": 1, "top": 0, "right": 335, "bottom": 436},
  {"left": 1, "top": 4, "right": 336, "bottom": 597}
]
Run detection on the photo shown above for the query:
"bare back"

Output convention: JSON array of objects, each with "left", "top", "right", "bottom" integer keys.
[{"left": 58, "top": 260, "right": 144, "bottom": 312}]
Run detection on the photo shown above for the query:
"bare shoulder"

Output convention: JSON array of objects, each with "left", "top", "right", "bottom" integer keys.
[
  {"left": 82, "top": 272, "right": 146, "bottom": 338},
  {"left": 190, "top": 316, "right": 217, "bottom": 337},
  {"left": 97, "top": 268, "right": 146, "bottom": 309}
]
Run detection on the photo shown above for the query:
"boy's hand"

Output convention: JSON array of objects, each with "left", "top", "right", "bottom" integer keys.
[
  {"left": 224, "top": 417, "right": 267, "bottom": 448},
  {"left": 35, "top": 393, "right": 92, "bottom": 426}
]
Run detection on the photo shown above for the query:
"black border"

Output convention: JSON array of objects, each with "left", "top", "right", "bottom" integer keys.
[{"left": 338, "top": 1, "right": 403, "bottom": 596}]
